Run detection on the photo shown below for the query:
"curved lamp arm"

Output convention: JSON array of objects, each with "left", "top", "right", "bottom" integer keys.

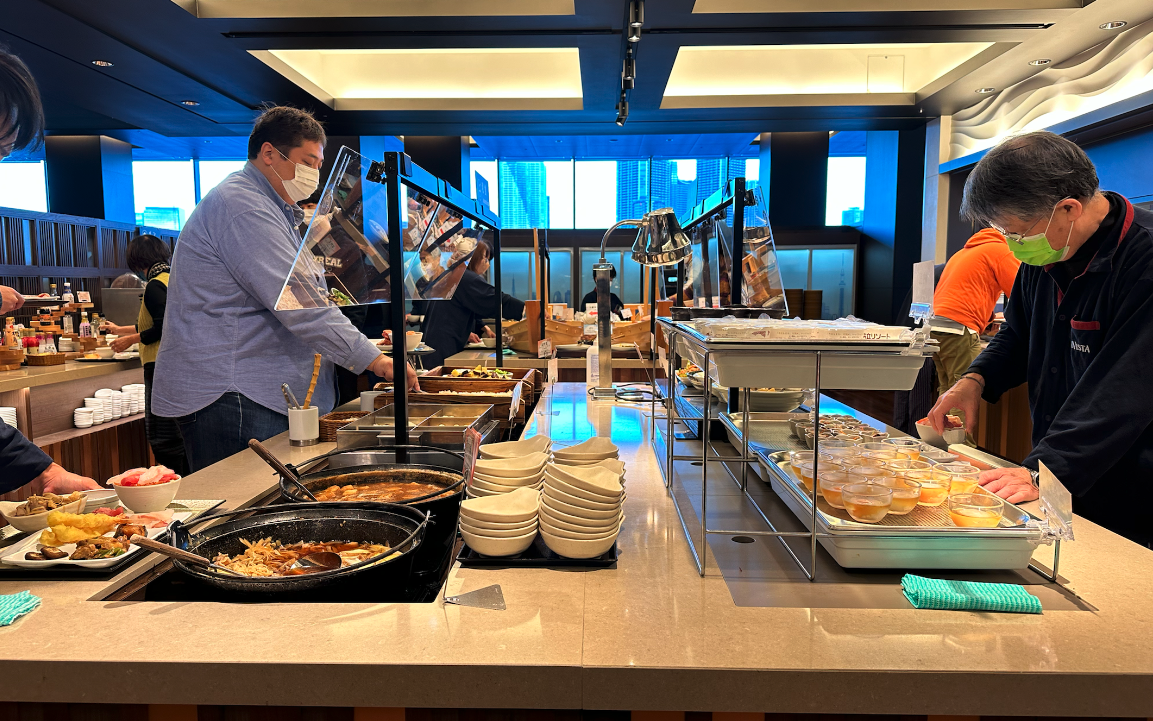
[{"left": 599, "top": 218, "right": 647, "bottom": 263}]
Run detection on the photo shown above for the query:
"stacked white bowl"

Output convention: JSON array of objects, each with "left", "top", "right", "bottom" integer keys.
[
  {"left": 478, "top": 434, "right": 552, "bottom": 460},
  {"left": 458, "top": 486, "right": 540, "bottom": 557},
  {"left": 0, "top": 407, "right": 16, "bottom": 428},
  {"left": 73, "top": 408, "right": 93, "bottom": 428},
  {"left": 82, "top": 397, "right": 105, "bottom": 425},
  {"left": 540, "top": 451, "right": 624, "bottom": 559},
  {"left": 550, "top": 436, "right": 620, "bottom": 465},
  {"left": 469, "top": 451, "right": 549, "bottom": 497},
  {"left": 121, "top": 384, "right": 145, "bottom": 415}
]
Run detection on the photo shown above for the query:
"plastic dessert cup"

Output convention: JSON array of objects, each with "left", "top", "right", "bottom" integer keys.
[{"left": 841, "top": 483, "right": 893, "bottom": 523}]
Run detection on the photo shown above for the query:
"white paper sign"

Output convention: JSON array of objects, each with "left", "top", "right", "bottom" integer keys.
[
  {"left": 547, "top": 357, "right": 559, "bottom": 384},
  {"left": 537, "top": 338, "right": 553, "bottom": 358}
]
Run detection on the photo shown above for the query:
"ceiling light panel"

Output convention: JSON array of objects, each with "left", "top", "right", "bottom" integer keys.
[
  {"left": 251, "top": 48, "right": 583, "bottom": 111},
  {"left": 173, "top": 0, "right": 573, "bottom": 17},
  {"left": 661, "top": 43, "right": 992, "bottom": 108},
  {"left": 691, "top": 0, "right": 1078, "bottom": 12}
]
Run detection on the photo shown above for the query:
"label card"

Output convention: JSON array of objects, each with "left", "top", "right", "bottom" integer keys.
[
  {"left": 462, "top": 428, "right": 482, "bottom": 488},
  {"left": 509, "top": 382, "right": 523, "bottom": 423},
  {"left": 547, "top": 357, "right": 559, "bottom": 384},
  {"left": 537, "top": 338, "right": 553, "bottom": 358}
]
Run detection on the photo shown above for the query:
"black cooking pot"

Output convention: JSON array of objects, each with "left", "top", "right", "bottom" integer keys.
[
  {"left": 167, "top": 502, "right": 429, "bottom": 594},
  {"left": 277, "top": 446, "right": 465, "bottom": 586}
]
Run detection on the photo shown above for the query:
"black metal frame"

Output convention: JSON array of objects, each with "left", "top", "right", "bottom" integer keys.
[{"left": 370, "top": 151, "right": 502, "bottom": 448}]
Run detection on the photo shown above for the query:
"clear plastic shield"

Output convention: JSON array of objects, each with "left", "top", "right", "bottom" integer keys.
[
  {"left": 685, "top": 217, "right": 732, "bottom": 308},
  {"left": 739, "top": 186, "right": 788, "bottom": 315},
  {"left": 276, "top": 146, "right": 482, "bottom": 310}
]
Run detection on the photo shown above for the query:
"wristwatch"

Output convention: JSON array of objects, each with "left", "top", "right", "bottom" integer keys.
[{"left": 1027, "top": 468, "right": 1040, "bottom": 487}]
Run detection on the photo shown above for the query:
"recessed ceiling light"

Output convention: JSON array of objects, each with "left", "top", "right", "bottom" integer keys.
[
  {"left": 1100, "top": 21, "right": 1127, "bottom": 30},
  {"left": 1028, "top": 58, "right": 1052, "bottom": 66},
  {"left": 91, "top": 59, "right": 113, "bottom": 67},
  {"left": 976, "top": 87, "right": 996, "bottom": 94},
  {"left": 181, "top": 100, "right": 200, "bottom": 106}
]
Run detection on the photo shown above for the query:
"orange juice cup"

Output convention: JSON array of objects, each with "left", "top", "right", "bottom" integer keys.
[
  {"left": 788, "top": 451, "right": 815, "bottom": 481},
  {"left": 908, "top": 469, "right": 949, "bottom": 506},
  {"left": 859, "top": 449, "right": 900, "bottom": 461},
  {"left": 885, "top": 459, "right": 933, "bottom": 476},
  {"left": 795, "top": 462, "right": 816, "bottom": 494},
  {"left": 847, "top": 466, "right": 896, "bottom": 485},
  {"left": 844, "top": 457, "right": 887, "bottom": 470},
  {"left": 841, "top": 483, "right": 893, "bottom": 523},
  {"left": 948, "top": 493, "right": 1004, "bottom": 528},
  {"left": 937, "top": 463, "right": 981, "bottom": 496},
  {"left": 877, "top": 476, "right": 922, "bottom": 515},
  {"left": 883, "top": 438, "right": 923, "bottom": 460},
  {"left": 819, "top": 471, "right": 851, "bottom": 509}
]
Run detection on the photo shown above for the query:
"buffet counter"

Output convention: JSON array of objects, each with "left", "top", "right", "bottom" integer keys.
[
  {"left": 446, "top": 349, "right": 660, "bottom": 383},
  {"left": 1, "top": 382, "right": 1152, "bottom": 716}
]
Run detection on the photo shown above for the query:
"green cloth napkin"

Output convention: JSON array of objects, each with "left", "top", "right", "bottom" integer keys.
[
  {"left": 0, "top": 590, "right": 41, "bottom": 626},
  {"left": 901, "top": 574, "right": 1041, "bottom": 614}
]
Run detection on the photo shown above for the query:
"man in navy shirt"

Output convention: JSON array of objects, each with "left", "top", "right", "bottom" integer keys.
[{"left": 930, "top": 131, "right": 1153, "bottom": 547}]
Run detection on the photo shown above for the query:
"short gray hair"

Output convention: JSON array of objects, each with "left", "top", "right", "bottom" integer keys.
[{"left": 960, "top": 131, "right": 1099, "bottom": 226}]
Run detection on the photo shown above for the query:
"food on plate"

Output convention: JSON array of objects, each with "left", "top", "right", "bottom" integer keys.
[
  {"left": 93, "top": 507, "right": 124, "bottom": 517},
  {"left": 313, "top": 479, "right": 455, "bottom": 503},
  {"left": 108, "top": 465, "right": 179, "bottom": 487},
  {"left": 12, "top": 491, "right": 82, "bottom": 517},
  {"left": 121, "top": 509, "right": 174, "bottom": 528},
  {"left": 38, "top": 511, "right": 118, "bottom": 547},
  {"left": 918, "top": 415, "right": 964, "bottom": 429},
  {"left": 115, "top": 523, "right": 148, "bottom": 539},
  {"left": 211, "top": 538, "right": 396, "bottom": 577},
  {"left": 449, "top": 365, "right": 512, "bottom": 379},
  {"left": 83, "top": 353, "right": 99, "bottom": 359},
  {"left": 24, "top": 547, "right": 68, "bottom": 561},
  {"left": 327, "top": 289, "right": 354, "bottom": 306},
  {"left": 68, "top": 536, "right": 131, "bottom": 560}
]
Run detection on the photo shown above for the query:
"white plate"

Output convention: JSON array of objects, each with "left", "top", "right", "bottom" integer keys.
[
  {"left": 556, "top": 343, "right": 589, "bottom": 352},
  {"left": 0, "top": 510, "right": 194, "bottom": 569}
]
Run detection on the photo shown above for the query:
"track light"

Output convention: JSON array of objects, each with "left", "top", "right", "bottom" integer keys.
[
  {"left": 91, "top": 59, "right": 114, "bottom": 67},
  {"left": 629, "top": 1, "right": 644, "bottom": 28},
  {"left": 624, "top": 56, "right": 636, "bottom": 81},
  {"left": 623, "top": 75, "right": 634, "bottom": 90},
  {"left": 629, "top": 25, "right": 642, "bottom": 42}
]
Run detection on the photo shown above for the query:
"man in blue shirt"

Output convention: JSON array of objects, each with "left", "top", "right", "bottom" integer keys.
[
  {"left": 929, "top": 131, "right": 1153, "bottom": 547},
  {"left": 153, "top": 107, "right": 416, "bottom": 472},
  {"left": 0, "top": 46, "right": 99, "bottom": 495}
]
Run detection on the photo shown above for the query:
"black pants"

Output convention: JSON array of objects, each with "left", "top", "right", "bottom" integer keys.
[{"left": 143, "top": 363, "right": 189, "bottom": 477}]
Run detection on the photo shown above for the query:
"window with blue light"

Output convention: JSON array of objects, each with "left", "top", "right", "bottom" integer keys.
[
  {"left": 0, "top": 161, "right": 48, "bottom": 213},
  {"left": 470, "top": 160, "right": 499, "bottom": 215},
  {"left": 826, "top": 131, "right": 867, "bottom": 227},
  {"left": 498, "top": 160, "right": 573, "bottom": 229},
  {"left": 198, "top": 160, "right": 247, "bottom": 198},
  {"left": 133, "top": 160, "right": 196, "bottom": 230}
]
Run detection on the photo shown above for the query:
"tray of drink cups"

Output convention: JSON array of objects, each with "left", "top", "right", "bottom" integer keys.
[{"left": 754, "top": 448, "right": 1046, "bottom": 570}]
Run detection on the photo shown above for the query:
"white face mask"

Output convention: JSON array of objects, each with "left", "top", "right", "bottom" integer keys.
[
  {"left": 302, "top": 208, "right": 315, "bottom": 225},
  {"left": 273, "top": 148, "right": 320, "bottom": 203}
]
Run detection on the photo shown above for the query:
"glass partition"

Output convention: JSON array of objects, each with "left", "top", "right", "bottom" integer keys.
[
  {"left": 739, "top": 185, "right": 788, "bottom": 314},
  {"left": 685, "top": 217, "right": 730, "bottom": 308},
  {"left": 276, "top": 146, "right": 485, "bottom": 311}
]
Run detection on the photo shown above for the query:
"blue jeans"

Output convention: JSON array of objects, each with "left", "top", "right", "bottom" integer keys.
[{"left": 177, "top": 393, "right": 289, "bottom": 473}]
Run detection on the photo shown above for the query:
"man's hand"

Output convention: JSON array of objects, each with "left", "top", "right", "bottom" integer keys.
[
  {"left": 468, "top": 333, "right": 481, "bottom": 344},
  {"left": 482, "top": 326, "right": 496, "bottom": 339},
  {"left": 100, "top": 323, "right": 136, "bottom": 336},
  {"left": 110, "top": 333, "right": 140, "bottom": 353},
  {"left": 928, "top": 374, "right": 983, "bottom": 435},
  {"left": 978, "top": 467, "right": 1039, "bottom": 504},
  {"left": 368, "top": 355, "right": 421, "bottom": 391},
  {"left": 0, "top": 285, "right": 24, "bottom": 315},
  {"left": 31, "top": 463, "right": 101, "bottom": 495}
]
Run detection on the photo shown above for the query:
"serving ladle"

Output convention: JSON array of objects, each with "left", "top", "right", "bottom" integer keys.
[
  {"left": 129, "top": 535, "right": 246, "bottom": 576},
  {"left": 247, "top": 438, "right": 318, "bottom": 501}
]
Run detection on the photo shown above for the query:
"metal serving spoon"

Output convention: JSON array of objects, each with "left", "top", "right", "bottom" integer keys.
[{"left": 247, "top": 438, "right": 319, "bottom": 501}]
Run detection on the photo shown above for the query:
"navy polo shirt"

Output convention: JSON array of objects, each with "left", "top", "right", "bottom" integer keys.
[{"left": 969, "top": 193, "right": 1153, "bottom": 546}]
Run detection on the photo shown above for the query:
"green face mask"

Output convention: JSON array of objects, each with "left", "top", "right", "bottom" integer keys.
[{"left": 1002, "top": 203, "right": 1074, "bottom": 266}]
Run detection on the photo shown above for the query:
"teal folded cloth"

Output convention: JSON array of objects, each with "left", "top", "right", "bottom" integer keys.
[
  {"left": 0, "top": 590, "right": 42, "bottom": 626},
  {"left": 901, "top": 574, "right": 1042, "bottom": 614}
]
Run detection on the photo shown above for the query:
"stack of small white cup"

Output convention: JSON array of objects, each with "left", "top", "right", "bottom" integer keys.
[
  {"left": 73, "top": 407, "right": 93, "bottom": 428},
  {"left": 81, "top": 397, "right": 106, "bottom": 425},
  {"left": 0, "top": 407, "right": 16, "bottom": 428},
  {"left": 121, "top": 384, "right": 145, "bottom": 415}
]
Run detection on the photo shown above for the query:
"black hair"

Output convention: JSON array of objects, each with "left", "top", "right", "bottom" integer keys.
[
  {"left": 467, "top": 240, "right": 492, "bottom": 273},
  {"left": 247, "top": 105, "right": 326, "bottom": 160},
  {"left": 961, "top": 131, "right": 1099, "bottom": 226},
  {"left": 126, "top": 234, "right": 172, "bottom": 275},
  {"left": 0, "top": 46, "right": 46, "bottom": 155}
]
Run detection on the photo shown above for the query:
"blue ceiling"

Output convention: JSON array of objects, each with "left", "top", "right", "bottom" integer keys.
[{"left": 472, "top": 133, "right": 758, "bottom": 160}]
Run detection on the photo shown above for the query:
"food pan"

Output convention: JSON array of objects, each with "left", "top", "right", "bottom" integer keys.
[{"left": 754, "top": 449, "right": 1044, "bottom": 570}]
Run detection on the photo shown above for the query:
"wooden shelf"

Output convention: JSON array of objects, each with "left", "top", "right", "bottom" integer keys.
[{"left": 33, "top": 411, "right": 144, "bottom": 447}]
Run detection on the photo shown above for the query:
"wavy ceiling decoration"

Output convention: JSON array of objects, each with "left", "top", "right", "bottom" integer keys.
[{"left": 949, "top": 20, "right": 1153, "bottom": 161}]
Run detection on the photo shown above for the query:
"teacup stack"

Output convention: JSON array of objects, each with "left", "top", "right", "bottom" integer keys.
[
  {"left": 551, "top": 437, "right": 619, "bottom": 465},
  {"left": 0, "top": 407, "right": 16, "bottom": 428},
  {"left": 73, "top": 407, "right": 93, "bottom": 428},
  {"left": 121, "top": 384, "right": 145, "bottom": 415},
  {"left": 540, "top": 462, "right": 624, "bottom": 559},
  {"left": 458, "top": 485, "right": 540, "bottom": 557},
  {"left": 83, "top": 397, "right": 106, "bottom": 425},
  {"left": 469, "top": 451, "right": 548, "bottom": 497}
]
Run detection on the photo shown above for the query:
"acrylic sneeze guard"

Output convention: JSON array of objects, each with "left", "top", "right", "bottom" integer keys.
[{"left": 276, "top": 146, "right": 485, "bottom": 311}]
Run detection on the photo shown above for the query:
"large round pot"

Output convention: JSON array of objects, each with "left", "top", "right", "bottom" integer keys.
[
  {"left": 167, "top": 502, "right": 429, "bottom": 594},
  {"left": 279, "top": 446, "right": 465, "bottom": 587}
]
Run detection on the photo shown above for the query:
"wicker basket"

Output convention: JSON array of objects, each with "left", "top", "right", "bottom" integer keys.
[
  {"left": 318, "top": 410, "right": 369, "bottom": 442},
  {"left": 25, "top": 353, "right": 67, "bottom": 366}
]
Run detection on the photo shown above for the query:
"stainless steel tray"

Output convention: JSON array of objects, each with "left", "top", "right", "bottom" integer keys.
[
  {"left": 337, "top": 404, "right": 495, "bottom": 449},
  {"left": 755, "top": 448, "right": 1044, "bottom": 570},
  {"left": 665, "top": 319, "right": 930, "bottom": 391}
]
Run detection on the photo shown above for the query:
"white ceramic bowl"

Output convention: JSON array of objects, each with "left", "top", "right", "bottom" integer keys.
[
  {"left": 542, "top": 482, "right": 622, "bottom": 512},
  {"left": 480, "top": 337, "right": 497, "bottom": 348},
  {"left": 94, "top": 346, "right": 115, "bottom": 359},
  {"left": 112, "top": 476, "right": 180, "bottom": 513},
  {"left": 460, "top": 527, "right": 537, "bottom": 557},
  {"left": 541, "top": 493, "right": 623, "bottom": 520},
  {"left": 473, "top": 469, "right": 543, "bottom": 487},
  {"left": 547, "top": 463, "right": 622, "bottom": 496},
  {"left": 479, "top": 436, "right": 552, "bottom": 459},
  {"left": 540, "top": 528, "right": 618, "bottom": 559},
  {"left": 474, "top": 451, "right": 549, "bottom": 478},
  {"left": 0, "top": 495, "right": 87, "bottom": 533},
  {"left": 540, "top": 518, "right": 621, "bottom": 540},
  {"left": 551, "top": 457, "right": 626, "bottom": 477},
  {"left": 470, "top": 477, "right": 538, "bottom": 495},
  {"left": 540, "top": 503, "right": 622, "bottom": 532},
  {"left": 461, "top": 519, "right": 539, "bottom": 539},
  {"left": 544, "top": 471, "right": 621, "bottom": 504},
  {"left": 456, "top": 515, "right": 538, "bottom": 532},
  {"left": 460, "top": 486, "right": 539, "bottom": 523},
  {"left": 553, "top": 436, "right": 617, "bottom": 457}
]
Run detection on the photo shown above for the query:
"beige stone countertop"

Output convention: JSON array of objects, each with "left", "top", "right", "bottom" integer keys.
[
  {"left": 1, "top": 383, "right": 1152, "bottom": 714},
  {"left": 0, "top": 358, "right": 142, "bottom": 393}
]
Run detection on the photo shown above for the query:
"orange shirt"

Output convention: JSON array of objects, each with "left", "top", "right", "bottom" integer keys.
[{"left": 933, "top": 228, "right": 1021, "bottom": 333}]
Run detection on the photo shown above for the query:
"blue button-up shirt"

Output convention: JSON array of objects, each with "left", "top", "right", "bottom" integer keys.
[{"left": 153, "top": 161, "right": 381, "bottom": 418}]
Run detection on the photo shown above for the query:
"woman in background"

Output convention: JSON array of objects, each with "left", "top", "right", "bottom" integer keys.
[{"left": 101, "top": 235, "right": 188, "bottom": 476}]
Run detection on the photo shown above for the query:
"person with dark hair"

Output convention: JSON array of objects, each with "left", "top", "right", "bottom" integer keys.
[
  {"left": 0, "top": 45, "right": 98, "bottom": 495},
  {"left": 152, "top": 105, "right": 418, "bottom": 472},
  {"left": 101, "top": 235, "right": 188, "bottom": 476},
  {"left": 579, "top": 265, "right": 625, "bottom": 317},
  {"left": 928, "top": 130, "right": 1153, "bottom": 547},
  {"left": 421, "top": 240, "right": 525, "bottom": 368}
]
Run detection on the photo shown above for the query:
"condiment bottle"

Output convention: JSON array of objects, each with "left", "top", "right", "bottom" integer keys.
[
  {"left": 49, "top": 283, "right": 57, "bottom": 298},
  {"left": 79, "top": 312, "right": 92, "bottom": 338},
  {"left": 3, "top": 319, "right": 14, "bottom": 349},
  {"left": 62, "top": 314, "right": 74, "bottom": 335},
  {"left": 43, "top": 333, "right": 56, "bottom": 355},
  {"left": 61, "top": 282, "right": 74, "bottom": 303}
]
